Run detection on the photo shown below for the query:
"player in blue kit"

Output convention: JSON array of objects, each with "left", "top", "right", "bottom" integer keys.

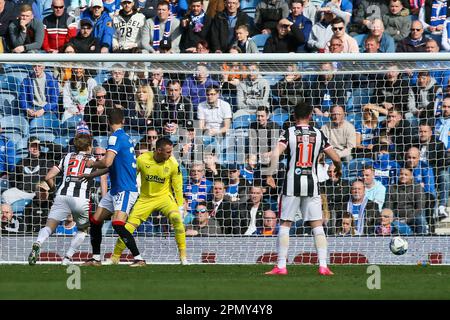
[{"left": 82, "top": 108, "right": 142, "bottom": 266}]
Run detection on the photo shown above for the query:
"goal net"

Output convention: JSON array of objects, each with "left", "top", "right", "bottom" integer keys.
[{"left": 0, "top": 53, "right": 449, "bottom": 265}]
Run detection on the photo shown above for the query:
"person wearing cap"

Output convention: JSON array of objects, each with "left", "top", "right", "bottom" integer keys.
[
  {"left": 112, "top": 0, "right": 146, "bottom": 52},
  {"left": 141, "top": 0, "right": 182, "bottom": 53},
  {"left": 1, "top": 136, "right": 52, "bottom": 206},
  {"left": 79, "top": 0, "right": 114, "bottom": 53},
  {"left": 68, "top": 18, "right": 101, "bottom": 53},
  {"left": 263, "top": 17, "right": 307, "bottom": 52},
  {"left": 42, "top": 0, "right": 78, "bottom": 53}
]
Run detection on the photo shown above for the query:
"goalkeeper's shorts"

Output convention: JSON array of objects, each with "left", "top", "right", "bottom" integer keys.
[{"left": 127, "top": 194, "right": 179, "bottom": 226}]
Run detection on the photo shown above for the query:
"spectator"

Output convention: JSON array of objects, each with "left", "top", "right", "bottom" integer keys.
[
  {"left": 224, "top": 164, "right": 249, "bottom": 204},
  {"left": 1, "top": 203, "right": 24, "bottom": 234},
  {"left": 42, "top": 0, "right": 76, "bottom": 54},
  {"left": 55, "top": 213, "right": 78, "bottom": 235},
  {"left": 198, "top": 85, "right": 232, "bottom": 142},
  {"left": 287, "top": 0, "right": 313, "bottom": 52},
  {"left": 363, "top": 34, "right": 381, "bottom": 52},
  {"left": 141, "top": 0, "right": 181, "bottom": 53},
  {"left": 0, "top": 0, "right": 16, "bottom": 53},
  {"left": 103, "top": 0, "right": 122, "bottom": 16},
  {"left": 383, "top": 0, "right": 411, "bottom": 43},
  {"left": 423, "top": 39, "right": 450, "bottom": 88},
  {"left": 442, "top": 14, "right": 450, "bottom": 50},
  {"left": 2, "top": 137, "right": 51, "bottom": 204},
  {"left": 208, "top": 180, "right": 235, "bottom": 234},
  {"left": 135, "top": 0, "right": 159, "bottom": 19},
  {"left": 0, "top": 124, "right": 16, "bottom": 185},
  {"left": 263, "top": 17, "right": 307, "bottom": 52},
  {"left": 125, "top": 84, "right": 155, "bottom": 134},
  {"left": 221, "top": 47, "right": 247, "bottom": 106},
  {"left": 179, "top": 0, "right": 211, "bottom": 53},
  {"left": 8, "top": 4, "right": 45, "bottom": 53},
  {"left": 358, "top": 18, "right": 396, "bottom": 52},
  {"left": 232, "top": 24, "right": 258, "bottom": 53},
  {"left": 321, "top": 105, "right": 357, "bottom": 161},
  {"left": 254, "top": 0, "right": 290, "bottom": 34},
  {"left": 240, "top": 153, "right": 261, "bottom": 186},
  {"left": 373, "top": 64, "right": 410, "bottom": 114},
  {"left": 178, "top": 127, "right": 206, "bottom": 166},
  {"left": 396, "top": 20, "right": 428, "bottom": 52},
  {"left": 112, "top": 0, "right": 146, "bottom": 53},
  {"left": 23, "top": 181, "right": 53, "bottom": 233},
  {"left": 255, "top": 209, "right": 279, "bottom": 236},
  {"left": 372, "top": 142, "right": 402, "bottom": 188},
  {"left": 408, "top": 71, "right": 443, "bottom": 121},
  {"left": 67, "top": 0, "right": 90, "bottom": 17},
  {"left": 154, "top": 79, "right": 194, "bottom": 132},
  {"left": 419, "top": 0, "right": 447, "bottom": 38},
  {"left": 384, "top": 167, "right": 427, "bottom": 234},
  {"left": 307, "top": 63, "right": 351, "bottom": 117},
  {"left": 19, "top": 64, "right": 60, "bottom": 131},
  {"left": 203, "top": 151, "right": 223, "bottom": 181},
  {"left": 341, "top": 180, "right": 379, "bottom": 235},
  {"left": 374, "top": 208, "right": 413, "bottom": 235},
  {"left": 362, "top": 165, "right": 386, "bottom": 211},
  {"left": 403, "top": 0, "right": 423, "bottom": 17},
  {"left": 336, "top": 212, "right": 357, "bottom": 236},
  {"left": 148, "top": 67, "right": 169, "bottom": 103},
  {"left": 83, "top": 85, "right": 114, "bottom": 137},
  {"left": 185, "top": 201, "right": 223, "bottom": 236},
  {"left": 102, "top": 63, "right": 135, "bottom": 108},
  {"left": 271, "top": 63, "right": 306, "bottom": 111},
  {"left": 378, "top": 107, "right": 416, "bottom": 160},
  {"left": 417, "top": 121, "right": 449, "bottom": 218},
  {"left": 183, "top": 162, "right": 213, "bottom": 224},
  {"left": 210, "top": 0, "right": 254, "bottom": 53},
  {"left": 322, "top": 163, "right": 350, "bottom": 233},
  {"left": 319, "top": 0, "right": 353, "bottom": 24},
  {"left": 405, "top": 146, "right": 438, "bottom": 230},
  {"left": 236, "top": 63, "right": 270, "bottom": 113},
  {"left": 236, "top": 185, "right": 270, "bottom": 235},
  {"left": 354, "top": 106, "right": 379, "bottom": 158},
  {"left": 324, "top": 17, "right": 359, "bottom": 53},
  {"left": 249, "top": 105, "right": 281, "bottom": 175},
  {"left": 182, "top": 65, "right": 220, "bottom": 112},
  {"left": 80, "top": 0, "right": 114, "bottom": 53},
  {"left": 67, "top": 18, "right": 101, "bottom": 53},
  {"left": 327, "top": 34, "right": 344, "bottom": 52},
  {"left": 61, "top": 67, "right": 97, "bottom": 130},
  {"left": 352, "top": 0, "right": 390, "bottom": 35},
  {"left": 307, "top": 3, "right": 334, "bottom": 52},
  {"left": 435, "top": 95, "right": 450, "bottom": 149}
]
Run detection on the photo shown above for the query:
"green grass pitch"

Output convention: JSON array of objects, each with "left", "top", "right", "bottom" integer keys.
[{"left": 1, "top": 265, "right": 449, "bottom": 300}]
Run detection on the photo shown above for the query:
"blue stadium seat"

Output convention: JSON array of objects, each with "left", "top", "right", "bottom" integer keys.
[
  {"left": 54, "top": 136, "right": 72, "bottom": 147},
  {"left": 269, "top": 113, "right": 289, "bottom": 127},
  {"left": 240, "top": 0, "right": 260, "bottom": 10},
  {"left": 241, "top": 7, "right": 256, "bottom": 19},
  {"left": 251, "top": 34, "right": 270, "bottom": 52},
  {"left": 343, "top": 158, "right": 373, "bottom": 181},
  {"left": 0, "top": 91, "right": 18, "bottom": 115},
  {"left": 0, "top": 115, "right": 29, "bottom": 140},
  {"left": 94, "top": 136, "right": 109, "bottom": 148},
  {"left": 11, "top": 198, "right": 32, "bottom": 216},
  {"left": 232, "top": 114, "right": 256, "bottom": 129},
  {"left": 263, "top": 74, "right": 283, "bottom": 86}
]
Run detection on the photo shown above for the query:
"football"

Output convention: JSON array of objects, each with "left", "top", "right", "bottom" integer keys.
[{"left": 390, "top": 237, "right": 409, "bottom": 255}]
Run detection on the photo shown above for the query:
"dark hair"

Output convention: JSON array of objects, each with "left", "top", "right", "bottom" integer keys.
[
  {"left": 206, "top": 84, "right": 220, "bottom": 93},
  {"left": 107, "top": 107, "right": 124, "bottom": 125},
  {"left": 155, "top": 137, "right": 173, "bottom": 149},
  {"left": 290, "top": 0, "right": 304, "bottom": 7},
  {"left": 331, "top": 17, "right": 345, "bottom": 26},
  {"left": 293, "top": 101, "right": 313, "bottom": 119},
  {"left": 73, "top": 134, "right": 92, "bottom": 152},
  {"left": 61, "top": 42, "right": 77, "bottom": 53},
  {"left": 157, "top": 0, "right": 170, "bottom": 9},
  {"left": 195, "top": 39, "right": 210, "bottom": 50},
  {"left": 256, "top": 105, "right": 269, "bottom": 114}
]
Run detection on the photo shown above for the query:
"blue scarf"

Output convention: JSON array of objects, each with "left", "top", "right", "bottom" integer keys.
[
  {"left": 190, "top": 10, "right": 205, "bottom": 32},
  {"left": 153, "top": 15, "right": 173, "bottom": 50},
  {"left": 430, "top": 0, "right": 447, "bottom": 27},
  {"left": 347, "top": 197, "right": 369, "bottom": 235},
  {"left": 185, "top": 177, "right": 208, "bottom": 212}
]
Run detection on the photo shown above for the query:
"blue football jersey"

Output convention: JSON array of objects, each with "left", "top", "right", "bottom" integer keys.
[{"left": 107, "top": 128, "right": 138, "bottom": 194}]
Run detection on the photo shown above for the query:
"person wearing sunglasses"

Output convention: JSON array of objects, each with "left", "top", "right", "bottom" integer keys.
[
  {"left": 324, "top": 16, "right": 358, "bottom": 53},
  {"left": 396, "top": 20, "right": 428, "bottom": 52},
  {"left": 185, "top": 201, "right": 222, "bottom": 236},
  {"left": 42, "top": 0, "right": 77, "bottom": 53}
]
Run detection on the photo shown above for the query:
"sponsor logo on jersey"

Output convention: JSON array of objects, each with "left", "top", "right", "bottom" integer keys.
[{"left": 145, "top": 175, "right": 166, "bottom": 184}]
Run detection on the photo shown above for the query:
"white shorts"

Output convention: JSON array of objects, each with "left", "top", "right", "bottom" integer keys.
[
  {"left": 48, "top": 195, "right": 90, "bottom": 228},
  {"left": 98, "top": 191, "right": 138, "bottom": 215},
  {"left": 279, "top": 195, "right": 322, "bottom": 222}
]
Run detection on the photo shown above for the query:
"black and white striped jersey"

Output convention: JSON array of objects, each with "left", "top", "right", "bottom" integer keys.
[
  {"left": 279, "top": 125, "right": 332, "bottom": 197},
  {"left": 55, "top": 152, "right": 96, "bottom": 199}
]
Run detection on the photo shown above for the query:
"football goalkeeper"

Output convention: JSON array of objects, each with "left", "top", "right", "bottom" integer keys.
[{"left": 110, "top": 137, "right": 187, "bottom": 265}]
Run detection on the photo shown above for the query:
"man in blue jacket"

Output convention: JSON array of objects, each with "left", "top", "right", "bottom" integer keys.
[{"left": 80, "top": 0, "right": 114, "bottom": 53}]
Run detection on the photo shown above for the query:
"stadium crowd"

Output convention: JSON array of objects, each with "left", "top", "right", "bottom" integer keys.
[{"left": 0, "top": 0, "right": 449, "bottom": 237}]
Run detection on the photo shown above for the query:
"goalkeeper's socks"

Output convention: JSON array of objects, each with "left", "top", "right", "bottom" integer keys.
[
  {"left": 36, "top": 226, "right": 52, "bottom": 245},
  {"left": 112, "top": 222, "right": 140, "bottom": 257}
]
